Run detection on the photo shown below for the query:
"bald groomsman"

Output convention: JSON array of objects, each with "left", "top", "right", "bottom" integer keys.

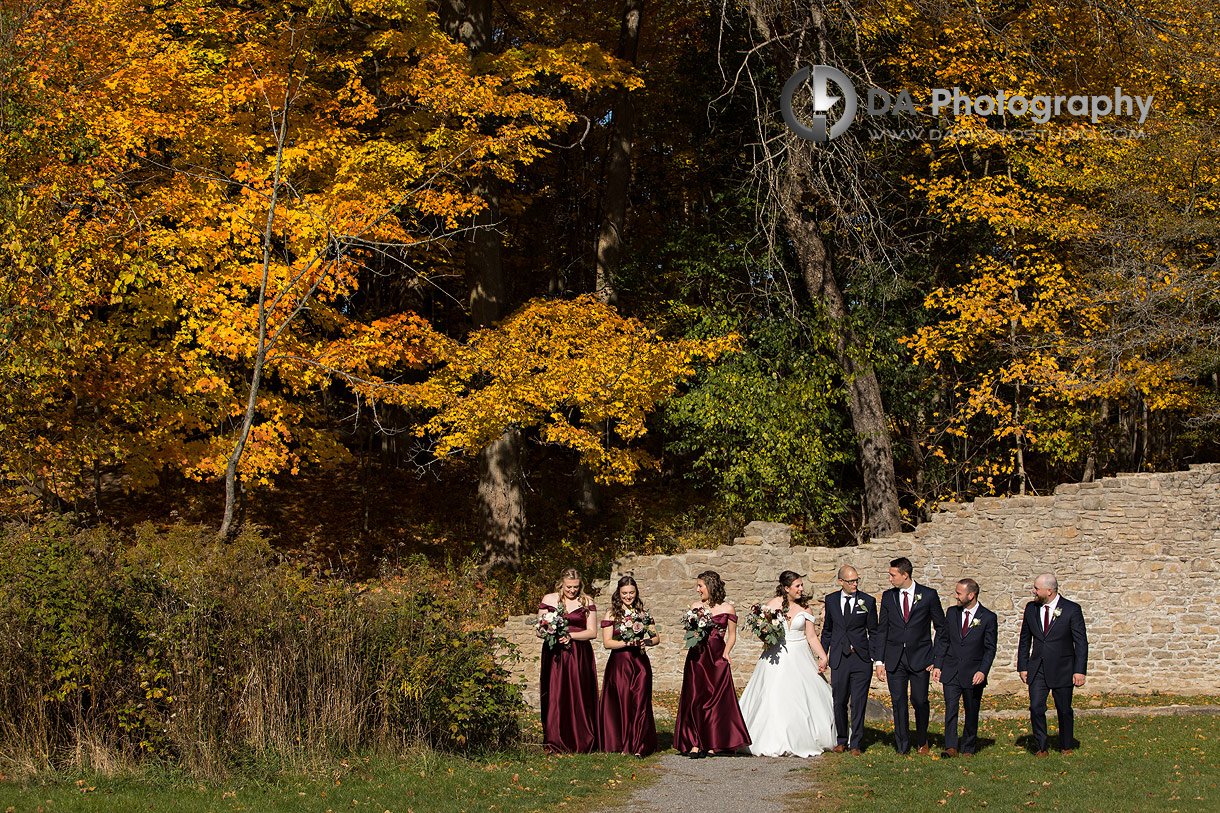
[
  {"left": 1017, "top": 573, "right": 1088, "bottom": 755},
  {"left": 821, "top": 565, "right": 877, "bottom": 754},
  {"left": 932, "top": 578, "right": 997, "bottom": 757}
]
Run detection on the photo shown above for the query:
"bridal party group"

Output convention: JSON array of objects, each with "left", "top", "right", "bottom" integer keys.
[{"left": 535, "top": 557, "right": 1089, "bottom": 759}]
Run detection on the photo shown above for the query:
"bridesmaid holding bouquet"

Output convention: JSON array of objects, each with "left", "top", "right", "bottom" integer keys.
[
  {"left": 537, "top": 568, "right": 599, "bottom": 753},
  {"left": 673, "top": 570, "right": 751, "bottom": 757},
  {"left": 600, "top": 576, "right": 660, "bottom": 757}
]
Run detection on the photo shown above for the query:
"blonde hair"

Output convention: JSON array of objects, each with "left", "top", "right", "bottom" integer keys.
[{"left": 554, "top": 567, "right": 594, "bottom": 610}]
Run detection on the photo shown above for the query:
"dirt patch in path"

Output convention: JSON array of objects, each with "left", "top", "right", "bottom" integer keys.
[{"left": 589, "top": 752, "right": 824, "bottom": 813}]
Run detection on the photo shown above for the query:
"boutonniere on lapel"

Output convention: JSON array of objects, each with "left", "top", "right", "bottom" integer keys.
[
  {"left": 969, "top": 617, "right": 980, "bottom": 629},
  {"left": 913, "top": 592, "right": 923, "bottom": 604},
  {"left": 853, "top": 598, "right": 868, "bottom": 614},
  {"left": 1052, "top": 607, "right": 1062, "bottom": 619}
]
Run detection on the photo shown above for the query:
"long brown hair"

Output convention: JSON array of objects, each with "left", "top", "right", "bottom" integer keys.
[
  {"left": 697, "top": 570, "right": 726, "bottom": 606},
  {"left": 609, "top": 575, "right": 645, "bottom": 620},
  {"left": 554, "top": 568, "right": 593, "bottom": 610},
  {"left": 775, "top": 570, "right": 807, "bottom": 615}
]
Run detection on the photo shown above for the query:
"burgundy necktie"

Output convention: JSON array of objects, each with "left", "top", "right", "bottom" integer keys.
[
  {"left": 902, "top": 591, "right": 910, "bottom": 622},
  {"left": 1042, "top": 605, "right": 1050, "bottom": 635},
  {"left": 962, "top": 610, "right": 969, "bottom": 637}
]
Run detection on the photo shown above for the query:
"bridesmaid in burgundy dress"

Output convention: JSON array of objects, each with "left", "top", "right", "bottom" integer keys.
[
  {"left": 673, "top": 570, "right": 751, "bottom": 757},
  {"left": 537, "top": 568, "right": 599, "bottom": 753},
  {"left": 600, "top": 576, "right": 660, "bottom": 757}
]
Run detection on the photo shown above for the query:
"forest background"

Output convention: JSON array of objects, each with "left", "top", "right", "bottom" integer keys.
[
  {"left": 3, "top": 0, "right": 1220, "bottom": 596},
  {"left": 2, "top": 0, "right": 1219, "bottom": 774}
]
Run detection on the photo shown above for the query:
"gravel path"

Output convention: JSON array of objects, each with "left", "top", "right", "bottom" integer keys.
[{"left": 589, "top": 752, "right": 823, "bottom": 813}]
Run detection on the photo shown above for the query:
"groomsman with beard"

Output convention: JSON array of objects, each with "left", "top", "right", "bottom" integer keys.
[
  {"left": 874, "top": 557, "right": 946, "bottom": 755},
  {"left": 1017, "top": 573, "right": 1088, "bottom": 755},
  {"left": 821, "top": 565, "right": 877, "bottom": 755},
  {"left": 932, "top": 578, "right": 998, "bottom": 757}
]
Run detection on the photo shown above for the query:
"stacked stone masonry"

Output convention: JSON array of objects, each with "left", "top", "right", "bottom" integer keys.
[{"left": 496, "top": 465, "right": 1220, "bottom": 706}]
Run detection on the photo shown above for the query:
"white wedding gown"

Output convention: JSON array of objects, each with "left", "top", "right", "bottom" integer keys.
[{"left": 738, "top": 610, "right": 837, "bottom": 757}]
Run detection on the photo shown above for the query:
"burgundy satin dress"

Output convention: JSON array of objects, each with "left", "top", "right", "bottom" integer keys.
[
  {"left": 673, "top": 612, "right": 751, "bottom": 753},
  {"left": 539, "top": 602, "right": 599, "bottom": 753},
  {"left": 599, "top": 619, "right": 658, "bottom": 756}
]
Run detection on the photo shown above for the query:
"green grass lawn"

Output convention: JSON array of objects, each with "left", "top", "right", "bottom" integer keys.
[
  {"left": 803, "top": 714, "right": 1220, "bottom": 812},
  {"left": 0, "top": 746, "right": 654, "bottom": 813}
]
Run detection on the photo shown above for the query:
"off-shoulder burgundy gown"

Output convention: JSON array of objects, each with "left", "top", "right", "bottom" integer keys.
[
  {"left": 539, "top": 602, "right": 599, "bottom": 753},
  {"left": 599, "top": 619, "right": 658, "bottom": 756},
  {"left": 673, "top": 612, "right": 751, "bottom": 754}
]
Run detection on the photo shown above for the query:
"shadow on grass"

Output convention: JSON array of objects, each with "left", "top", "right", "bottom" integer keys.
[{"left": 1014, "top": 733, "right": 1080, "bottom": 753}]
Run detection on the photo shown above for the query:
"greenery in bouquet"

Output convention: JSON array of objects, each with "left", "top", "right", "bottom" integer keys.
[
  {"left": 532, "top": 607, "right": 570, "bottom": 648},
  {"left": 681, "top": 606, "right": 714, "bottom": 649},
  {"left": 745, "top": 603, "right": 787, "bottom": 648},
  {"left": 615, "top": 607, "right": 655, "bottom": 646}
]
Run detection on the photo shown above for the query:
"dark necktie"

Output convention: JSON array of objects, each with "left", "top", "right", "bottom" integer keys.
[
  {"left": 843, "top": 596, "right": 850, "bottom": 617},
  {"left": 902, "top": 591, "right": 910, "bottom": 622},
  {"left": 962, "top": 609, "right": 970, "bottom": 636},
  {"left": 1042, "top": 604, "right": 1050, "bottom": 635}
]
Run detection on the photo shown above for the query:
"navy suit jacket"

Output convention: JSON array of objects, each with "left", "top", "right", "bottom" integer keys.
[
  {"left": 875, "top": 583, "right": 946, "bottom": 671},
  {"left": 820, "top": 591, "right": 878, "bottom": 669},
  {"left": 1017, "top": 596, "right": 1088, "bottom": 689},
  {"left": 933, "top": 603, "right": 998, "bottom": 687}
]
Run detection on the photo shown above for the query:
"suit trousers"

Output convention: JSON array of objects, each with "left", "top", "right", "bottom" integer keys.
[
  {"left": 943, "top": 681, "right": 984, "bottom": 754},
  {"left": 886, "top": 657, "right": 930, "bottom": 753},
  {"left": 1028, "top": 669, "right": 1074, "bottom": 751},
  {"left": 830, "top": 649, "right": 872, "bottom": 750}
]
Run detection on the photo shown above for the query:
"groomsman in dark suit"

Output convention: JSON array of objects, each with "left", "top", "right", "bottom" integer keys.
[
  {"left": 821, "top": 565, "right": 878, "bottom": 755},
  {"left": 874, "top": 557, "right": 946, "bottom": 755},
  {"left": 1017, "top": 573, "right": 1088, "bottom": 755},
  {"left": 932, "top": 578, "right": 998, "bottom": 757}
]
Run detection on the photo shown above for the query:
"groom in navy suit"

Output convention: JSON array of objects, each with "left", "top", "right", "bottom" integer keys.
[
  {"left": 874, "top": 557, "right": 946, "bottom": 755},
  {"left": 821, "top": 565, "right": 877, "bottom": 754},
  {"left": 1017, "top": 573, "right": 1088, "bottom": 755},
  {"left": 932, "top": 578, "right": 997, "bottom": 757}
]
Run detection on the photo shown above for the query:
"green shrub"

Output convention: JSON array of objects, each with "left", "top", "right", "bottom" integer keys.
[{"left": 0, "top": 520, "right": 522, "bottom": 776}]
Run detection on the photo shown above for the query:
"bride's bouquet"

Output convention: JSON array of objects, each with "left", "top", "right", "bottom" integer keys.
[
  {"left": 615, "top": 607, "right": 655, "bottom": 646},
  {"left": 745, "top": 603, "right": 786, "bottom": 648},
  {"left": 680, "top": 606, "right": 714, "bottom": 649},
  {"left": 531, "top": 608, "right": 570, "bottom": 649}
]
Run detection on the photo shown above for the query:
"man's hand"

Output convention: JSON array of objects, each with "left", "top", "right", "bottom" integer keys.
[
  {"left": 1073, "top": 673, "right": 1086, "bottom": 688},
  {"left": 874, "top": 663, "right": 886, "bottom": 681},
  {"left": 972, "top": 671, "right": 986, "bottom": 686},
  {"left": 931, "top": 667, "right": 941, "bottom": 683},
  {"left": 1019, "top": 670, "right": 1028, "bottom": 684}
]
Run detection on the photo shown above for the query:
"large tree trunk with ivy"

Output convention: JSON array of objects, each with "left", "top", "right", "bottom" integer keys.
[
  {"left": 777, "top": 163, "right": 902, "bottom": 538},
  {"left": 441, "top": 0, "right": 527, "bottom": 570},
  {"left": 742, "top": 0, "right": 903, "bottom": 538}
]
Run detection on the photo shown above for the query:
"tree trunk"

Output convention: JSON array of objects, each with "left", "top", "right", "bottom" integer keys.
[
  {"left": 777, "top": 162, "right": 903, "bottom": 539},
  {"left": 577, "top": 0, "right": 643, "bottom": 515},
  {"left": 594, "top": 0, "right": 642, "bottom": 306},
  {"left": 478, "top": 426, "right": 526, "bottom": 570},
  {"left": 441, "top": 0, "right": 527, "bottom": 570}
]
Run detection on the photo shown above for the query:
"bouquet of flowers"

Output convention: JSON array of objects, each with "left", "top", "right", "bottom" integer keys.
[
  {"left": 745, "top": 603, "right": 787, "bottom": 648},
  {"left": 615, "top": 607, "right": 655, "bottom": 646},
  {"left": 680, "top": 606, "right": 714, "bottom": 649},
  {"left": 531, "top": 608, "right": 570, "bottom": 649}
]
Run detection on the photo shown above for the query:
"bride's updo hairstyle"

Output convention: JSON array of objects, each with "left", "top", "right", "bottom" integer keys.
[
  {"left": 775, "top": 570, "right": 808, "bottom": 614},
  {"left": 697, "top": 570, "right": 727, "bottom": 606}
]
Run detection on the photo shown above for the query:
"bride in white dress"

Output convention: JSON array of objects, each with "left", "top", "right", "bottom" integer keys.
[{"left": 739, "top": 570, "right": 837, "bottom": 757}]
